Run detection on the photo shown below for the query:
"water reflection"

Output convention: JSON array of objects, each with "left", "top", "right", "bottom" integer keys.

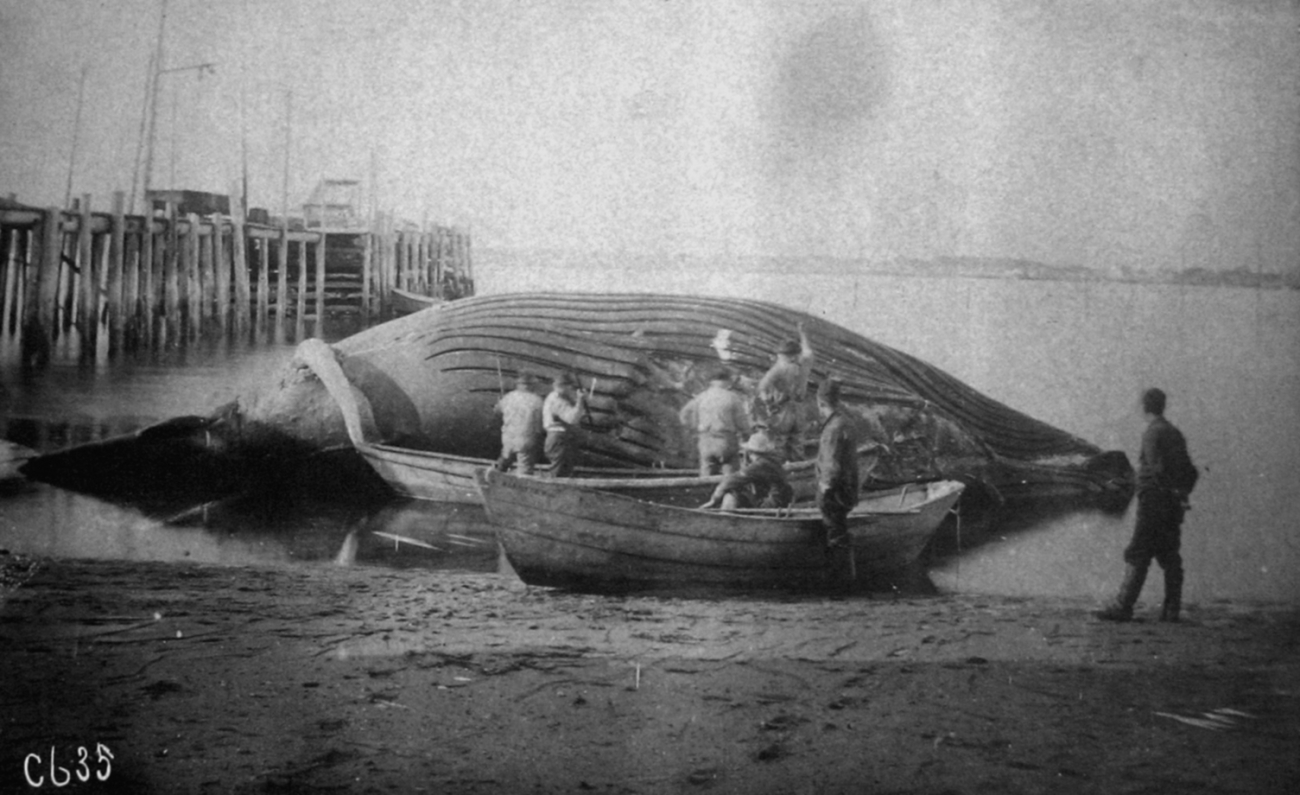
[
  {"left": 0, "top": 314, "right": 511, "bottom": 577},
  {"left": 925, "top": 496, "right": 1134, "bottom": 600},
  {"left": 0, "top": 479, "right": 500, "bottom": 574}
]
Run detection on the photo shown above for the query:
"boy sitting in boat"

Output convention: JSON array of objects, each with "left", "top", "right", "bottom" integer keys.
[{"left": 699, "top": 431, "right": 794, "bottom": 511}]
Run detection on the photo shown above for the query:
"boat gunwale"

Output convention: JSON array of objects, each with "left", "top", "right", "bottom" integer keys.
[{"left": 477, "top": 468, "right": 964, "bottom": 535}]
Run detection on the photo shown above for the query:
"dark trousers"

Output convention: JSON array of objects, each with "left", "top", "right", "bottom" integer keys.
[
  {"left": 818, "top": 489, "right": 853, "bottom": 547},
  {"left": 544, "top": 431, "right": 578, "bottom": 478},
  {"left": 1124, "top": 490, "right": 1185, "bottom": 571},
  {"left": 1115, "top": 490, "right": 1185, "bottom": 612}
]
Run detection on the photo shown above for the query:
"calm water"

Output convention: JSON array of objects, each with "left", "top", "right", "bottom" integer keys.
[
  {"left": 0, "top": 322, "right": 501, "bottom": 576},
  {"left": 3, "top": 268, "right": 1297, "bottom": 603}
]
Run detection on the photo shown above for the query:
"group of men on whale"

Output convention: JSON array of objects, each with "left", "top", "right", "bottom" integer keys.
[{"left": 493, "top": 323, "right": 862, "bottom": 551}]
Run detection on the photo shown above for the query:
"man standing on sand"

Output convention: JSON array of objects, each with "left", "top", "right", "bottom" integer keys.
[
  {"left": 757, "top": 322, "right": 815, "bottom": 462},
  {"left": 679, "top": 367, "right": 751, "bottom": 477},
  {"left": 493, "top": 372, "right": 544, "bottom": 475},
  {"left": 1096, "top": 388, "right": 1199, "bottom": 623},
  {"left": 542, "top": 372, "right": 587, "bottom": 478},
  {"left": 815, "top": 379, "right": 861, "bottom": 556}
]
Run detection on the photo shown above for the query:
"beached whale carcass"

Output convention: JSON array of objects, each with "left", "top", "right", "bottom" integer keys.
[{"left": 210, "top": 292, "right": 1132, "bottom": 505}]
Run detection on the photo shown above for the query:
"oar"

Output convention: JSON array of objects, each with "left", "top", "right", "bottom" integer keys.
[
  {"left": 371, "top": 530, "right": 445, "bottom": 552},
  {"left": 582, "top": 376, "right": 599, "bottom": 426}
]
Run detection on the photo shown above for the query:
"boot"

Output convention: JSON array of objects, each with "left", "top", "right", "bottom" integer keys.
[
  {"left": 1095, "top": 563, "right": 1148, "bottom": 622},
  {"left": 1160, "top": 566, "right": 1183, "bottom": 622}
]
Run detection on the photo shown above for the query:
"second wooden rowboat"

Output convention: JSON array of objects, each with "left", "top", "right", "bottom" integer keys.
[{"left": 475, "top": 467, "right": 965, "bottom": 593}]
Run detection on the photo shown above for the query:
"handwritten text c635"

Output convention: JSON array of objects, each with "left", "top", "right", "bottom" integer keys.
[{"left": 23, "top": 745, "right": 113, "bottom": 788}]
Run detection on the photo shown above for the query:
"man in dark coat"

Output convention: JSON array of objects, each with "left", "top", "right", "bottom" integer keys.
[
  {"left": 815, "top": 379, "right": 861, "bottom": 553},
  {"left": 1096, "top": 388, "right": 1198, "bottom": 622}
]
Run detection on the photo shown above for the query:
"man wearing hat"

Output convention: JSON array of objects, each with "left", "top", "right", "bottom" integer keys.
[
  {"left": 679, "top": 367, "right": 751, "bottom": 477},
  {"left": 542, "top": 371, "right": 587, "bottom": 477},
  {"left": 493, "top": 372, "right": 545, "bottom": 475},
  {"left": 815, "top": 378, "right": 862, "bottom": 557},
  {"left": 756, "top": 321, "right": 815, "bottom": 462},
  {"left": 699, "top": 430, "right": 794, "bottom": 511}
]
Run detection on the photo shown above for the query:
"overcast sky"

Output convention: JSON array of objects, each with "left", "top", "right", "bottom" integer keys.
[
  {"left": 3, "top": 1, "right": 1297, "bottom": 270},
  {"left": 0, "top": 1, "right": 558, "bottom": 230}
]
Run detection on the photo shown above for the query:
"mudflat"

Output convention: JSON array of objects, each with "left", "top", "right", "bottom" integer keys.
[{"left": 2, "top": 557, "right": 1297, "bottom": 794}]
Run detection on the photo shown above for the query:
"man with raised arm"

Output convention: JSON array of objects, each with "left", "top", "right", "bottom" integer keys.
[{"left": 757, "top": 321, "right": 815, "bottom": 462}]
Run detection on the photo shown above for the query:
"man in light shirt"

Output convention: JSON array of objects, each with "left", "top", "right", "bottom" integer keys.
[
  {"left": 678, "top": 367, "right": 750, "bottom": 477},
  {"left": 542, "top": 372, "right": 587, "bottom": 477},
  {"left": 493, "top": 372, "right": 544, "bottom": 475}
]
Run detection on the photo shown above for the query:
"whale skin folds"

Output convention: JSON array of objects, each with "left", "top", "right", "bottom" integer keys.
[{"left": 225, "top": 292, "right": 1133, "bottom": 505}]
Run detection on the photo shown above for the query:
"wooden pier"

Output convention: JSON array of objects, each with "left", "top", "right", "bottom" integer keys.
[{"left": 0, "top": 192, "right": 472, "bottom": 366}]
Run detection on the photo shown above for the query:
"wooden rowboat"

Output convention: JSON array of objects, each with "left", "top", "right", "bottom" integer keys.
[
  {"left": 475, "top": 467, "right": 965, "bottom": 593},
  {"left": 390, "top": 287, "right": 443, "bottom": 315},
  {"left": 299, "top": 337, "right": 831, "bottom": 505},
  {"left": 354, "top": 438, "right": 823, "bottom": 505}
]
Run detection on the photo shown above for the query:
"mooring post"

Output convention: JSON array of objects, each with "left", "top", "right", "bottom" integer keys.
[
  {"left": 123, "top": 203, "right": 140, "bottom": 349},
  {"left": 256, "top": 231, "right": 269, "bottom": 333},
  {"left": 7, "top": 228, "right": 29, "bottom": 337},
  {"left": 23, "top": 207, "right": 61, "bottom": 367},
  {"left": 151, "top": 210, "right": 167, "bottom": 344},
  {"left": 231, "top": 199, "right": 250, "bottom": 338},
  {"left": 373, "top": 218, "right": 382, "bottom": 306},
  {"left": 214, "top": 213, "right": 229, "bottom": 333},
  {"left": 107, "top": 191, "right": 125, "bottom": 354},
  {"left": 185, "top": 212, "right": 202, "bottom": 340},
  {"left": 137, "top": 213, "right": 153, "bottom": 349},
  {"left": 360, "top": 227, "right": 372, "bottom": 320},
  {"left": 431, "top": 227, "right": 443, "bottom": 299},
  {"left": 295, "top": 238, "right": 307, "bottom": 328},
  {"left": 416, "top": 229, "right": 427, "bottom": 294},
  {"left": 381, "top": 222, "right": 394, "bottom": 315},
  {"left": 76, "top": 193, "right": 97, "bottom": 353},
  {"left": 464, "top": 227, "right": 473, "bottom": 289},
  {"left": 276, "top": 222, "right": 289, "bottom": 323},
  {"left": 199, "top": 215, "right": 215, "bottom": 329},
  {"left": 406, "top": 233, "right": 416, "bottom": 291},
  {"left": 0, "top": 226, "right": 12, "bottom": 336},
  {"left": 163, "top": 203, "right": 180, "bottom": 342},
  {"left": 314, "top": 231, "right": 326, "bottom": 327},
  {"left": 392, "top": 230, "right": 403, "bottom": 292}
]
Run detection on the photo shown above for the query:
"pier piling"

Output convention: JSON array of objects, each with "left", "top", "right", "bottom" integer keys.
[{"left": 0, "top": 191, "right": 472, "bottom": 362}]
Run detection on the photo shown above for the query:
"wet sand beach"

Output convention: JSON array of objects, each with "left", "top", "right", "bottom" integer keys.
[{"left": 2, "top": 556, "right": 1298, "bottom": 794}]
